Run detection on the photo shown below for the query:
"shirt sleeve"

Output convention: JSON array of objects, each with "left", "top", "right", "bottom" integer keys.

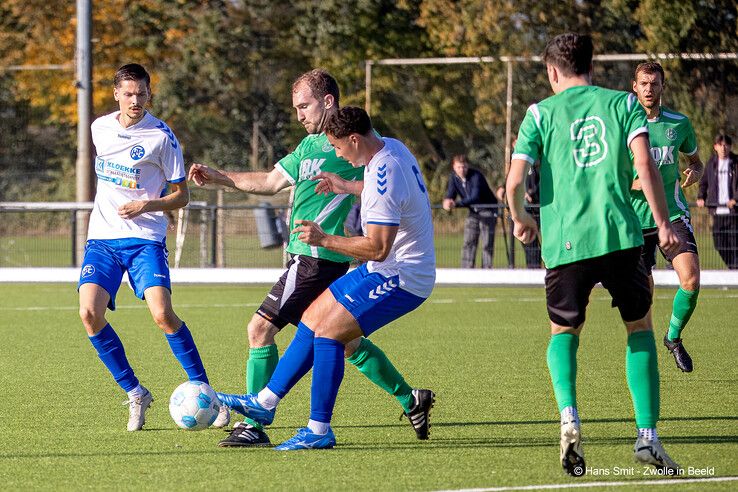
[
  {"left": 275, "top": 138, "right": 307, "bottom": 185},
  {"left": 363, "top": 160, "right": 405, "bottom": 226},
  {"left": 512, "top": 105, "right": 543, "bottom": 164},
  {"left": 624, "top": 94, "right": 649, "bottom": 146},
  {"left": 680, "top": 119, "right": 699, "bottom": 156},
  {"left": 445, "top": 174, "right": 457, "bottom": 199},
  {"left": 159, "top": 128, "right": 185, "bottom": 183}
]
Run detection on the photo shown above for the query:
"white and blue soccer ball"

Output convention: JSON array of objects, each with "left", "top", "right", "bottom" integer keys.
[{"left": 169, "top": 381, "right": 221, "bottom": 431}]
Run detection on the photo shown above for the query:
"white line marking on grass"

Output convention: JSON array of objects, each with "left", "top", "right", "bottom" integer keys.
[
  {"left": 0, "top": 303, "right": 260, "bottom": 311},
  {"left": 433, "top": 475, "right": 738, "bottom": 492}
]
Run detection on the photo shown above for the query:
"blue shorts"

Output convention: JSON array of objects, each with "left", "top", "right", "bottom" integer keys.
[
  {"left": 78, "top": 238, "right": 171, "bottom": 310},
  {"left": 328, "top": 264, "right": 426, "bottom": 336}
]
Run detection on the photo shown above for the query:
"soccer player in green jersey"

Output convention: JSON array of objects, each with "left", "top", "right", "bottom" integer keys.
[
  {"left": 507, "top": 33, "right": 682, "bottom": 476},
  {"left": 630, "top": 62, "right": 704, "bottom": 373},
  {"left": 188, "top": 69, "right": 433, "bottom": 446}
]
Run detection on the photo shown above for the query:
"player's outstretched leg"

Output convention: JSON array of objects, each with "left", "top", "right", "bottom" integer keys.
[
  {"left": 401, "top": 389, "right": 436, "bottom": 440},
  {"left": 346, "top": 337, "right": 433, "bottom": 438},
  {"left": 547, "top": 332, "right": 585, "bottom": 476}
]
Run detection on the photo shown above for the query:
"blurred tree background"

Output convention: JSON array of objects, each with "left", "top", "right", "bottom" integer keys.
[{"left": 1, "top": 0, "right": 736, "bottom": 202}]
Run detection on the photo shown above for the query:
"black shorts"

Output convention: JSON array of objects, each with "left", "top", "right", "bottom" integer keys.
[
  {"left": 545, "top": 247, "right": 652, "bottom": 328},
  {"left": 256, "top": 254, "right": 350, "bottom": 329},
  {"left": 641, "top": 216, "right": 699, "bottom": 273}
]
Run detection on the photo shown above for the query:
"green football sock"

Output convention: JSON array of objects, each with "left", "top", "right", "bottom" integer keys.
[
  {"left": 667, "top": 288, "right": 699, "bottom": 341},
  {"left": 626, "top": 331, "right": 660, "bottom": 429},
  {"left": 346, "top": 337, "right": 415, "bottom": 412},
  {"left": 546, "top": 333, "right": 579, "bottom": 412},
  {"left": 244, "top": 344, "right": 278, "bottom": 429}
]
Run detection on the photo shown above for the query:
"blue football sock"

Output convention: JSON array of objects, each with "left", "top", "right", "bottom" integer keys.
[
  {"left": 266, "top": 322, "right": 315, "bottom": 398},
  {"left": 89, "top": 324, "right": 139, "bottom": 392},
  {"left": 165, "top": 322, "right": 208, "bottom": 384},
  {"left": 309, "top": 337, "right": 345, "bottom": 423}
]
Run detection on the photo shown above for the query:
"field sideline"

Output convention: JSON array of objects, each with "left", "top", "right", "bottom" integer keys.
[{"left": 1, "top": 283, "right": 736, "bottom": 490}]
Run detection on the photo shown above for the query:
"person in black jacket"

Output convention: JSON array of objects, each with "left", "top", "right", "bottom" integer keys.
[
  {"left": 697, "top": 134, "right": 738, "bottom": 269},
  {"left": 443, "top": 154, "right": 499, "bottom": 268}
]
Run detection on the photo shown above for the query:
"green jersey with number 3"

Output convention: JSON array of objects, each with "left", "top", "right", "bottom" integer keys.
[
  {"left": 513, "top": 86, "right": 648, "bottom": 269},
  {"left": 630, "top": 106, "right": 698, "bottom": 229},
  {"left": 275, "top": 133, "right": 364, "bottom": 262}
]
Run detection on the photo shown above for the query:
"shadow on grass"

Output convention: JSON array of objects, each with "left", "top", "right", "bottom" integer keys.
[{"left": 3, "top": 434, "right": 737, "bottom": 459}]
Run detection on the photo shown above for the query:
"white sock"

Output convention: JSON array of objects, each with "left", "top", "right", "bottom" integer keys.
[
  {"left": 127, "top": 385, "right": 145, "bottom": 399},
  {"left": 256, "top": 387, "right": 281, "bottom": 410},
  {"left": 307, "top": 419, "right": 331, "bottom": 435},
  {"left": 638, "top": 428, "right": 658, "bottom": 441},
  {"left": 560, "top": 406, "right": 579, "bottom": 425}
]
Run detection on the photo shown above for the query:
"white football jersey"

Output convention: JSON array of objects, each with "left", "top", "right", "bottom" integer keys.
[
  {"left": 87, "top": 111, "right": 185, "bottom": 241},
  {"left": 361, "top": 138, "right": 436, "bottom": 298}
]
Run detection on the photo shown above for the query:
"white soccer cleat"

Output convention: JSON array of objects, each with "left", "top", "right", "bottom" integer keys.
[
  {"left": 212, "top": 404, "right": 231, "bottom": 428},
  {"left": 124, "top": 387, "right": 153, "bottom": 432},
  {"left": 560, "top": 421, "right": 585, "bottom": 477},
  {"left": 634, "top": 437, "right": 682, "bottom": 474}
]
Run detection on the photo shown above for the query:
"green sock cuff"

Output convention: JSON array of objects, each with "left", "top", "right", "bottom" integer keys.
[
  {"left": 244, "top": 418, "right": 263, "bottom": 430},
  {"left": 249, "top": 344, "right": 278, "bottom": 358},
  {"left": 627, "top": 330, "right": 655, "bottom": 344},
  {"left": 346, "top": 337, "right": 371, "bottom": 365},
  {"left": 668, "top": 288, "right": 699, "bottom": 341}
]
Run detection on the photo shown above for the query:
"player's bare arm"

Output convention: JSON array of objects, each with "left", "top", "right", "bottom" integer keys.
[
  {"left": 506, "top": 158, "right": 539, "bottom": 244},
  {"left": 681, "top": 153, "right": 704, "bottom": 189},
  {"left": 630, "top": 134, "right": 680, "bottom": 255},
  {"left": 312, "top": 172, "right": 363, "bottom": 196},
  {"left": 293, "top": 220, "right": 397, "bottom": 262},
  {"left": 188, "top": 164, "right": 290, "bottom": 195},
  {"left": 118, "top": 180, "right": 189, "bottom": 220}
]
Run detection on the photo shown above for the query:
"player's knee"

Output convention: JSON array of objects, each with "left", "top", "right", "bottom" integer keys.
[
  {"left": 681, "top": 274, "right": 700, "bottom": 291},
  {"left": 151, "top": 309, "right": 179, "bottom": 332},
  {"left": 79, "top": 304, "right": 104, "bottom": 328},
  {"left": 247, "top": 316, "right": 277, "bottom": 347}
]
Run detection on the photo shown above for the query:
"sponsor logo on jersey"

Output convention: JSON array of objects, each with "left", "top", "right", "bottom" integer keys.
[
  {"left": 130, "top": 145, "right": 145, "bottom": 160},
  {"left": 665, "top": 128, "right": 677, "bottom": 141},
  {"left": 650, "top": 146, "right": 675, "bottom": 166},
  {"left": 81, "top": 264, "right": 96, "bottom": 278},
  {"left": 94, "top": 157, "right": 141, "bottom": 189},
  {"left": 299, "top": 158, "right": 325, "bottom": 181},
  {"left": 117, "top": 133, "right": 132, "bottom": 140}
]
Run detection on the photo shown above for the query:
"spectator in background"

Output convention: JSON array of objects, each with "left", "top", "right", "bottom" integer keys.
[
  {"left": 443, "top": 154, "right": 499, "bottom": 268},
  {"left": 697, "top": 134, "right": 738, "bottom": 269}
]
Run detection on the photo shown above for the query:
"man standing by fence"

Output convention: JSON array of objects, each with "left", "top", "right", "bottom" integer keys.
[
  {"left": 443, "top": 154, "right": 499, "bottom": 268},
  {"left": 698, "top": 134, "right": 738, "bottom": 269}
]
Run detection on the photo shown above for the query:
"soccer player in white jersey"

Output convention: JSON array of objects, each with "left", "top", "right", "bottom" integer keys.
[
  {"left": 78, "top": 64, "right": 227, "bottom": 431},
  {"left": 217, "top": 107, "right": 436, "bottom": 450}
]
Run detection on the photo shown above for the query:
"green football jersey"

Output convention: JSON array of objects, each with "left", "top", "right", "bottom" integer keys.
[
  {"left": 513, "top": 85, "right": 648, "bottom": 268},
  {"left": 630, "top": 106, "right": 698, "bottom": 229},
  {"left": 275, "top": 133, "right": 364, "bottom": 262}
]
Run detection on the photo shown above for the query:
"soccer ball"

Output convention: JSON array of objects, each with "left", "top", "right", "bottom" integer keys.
[{"left": 169, "top": 381, "right": 221, "bottom": 431}]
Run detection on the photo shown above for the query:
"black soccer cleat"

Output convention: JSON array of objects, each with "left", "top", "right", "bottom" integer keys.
[
  {"left": 663, "top": 335, "right": 693, "bottom": 372},
  {"left": 401, "top": 389, "right": 435, "bottom": 440},
  {"left": 218, "top": 422, "right": 271, "bottom": 447}
]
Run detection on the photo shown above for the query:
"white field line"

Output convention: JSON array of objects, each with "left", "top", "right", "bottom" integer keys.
[
  {"left": 433, "top": 475, "right": 738, "bottom": 492},
  {"left": 2, "top": 294, "right": 736, "bottom": 312}
]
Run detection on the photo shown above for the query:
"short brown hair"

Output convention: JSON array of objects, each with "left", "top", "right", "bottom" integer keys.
[
  {"left": 114, "top": 63, "right": 151, "bottom": 89},
  {"left": 634, "top": 62, "right": 665, "bottom": 84},
  {"left": 451, "top": 154, "right": 467, "bottom": 165},
  {"left": 292, "top": 69, "right": 340, "bottom": 106},
  {"left": 542, "top": 33, "right": 593, "bottom": 77}
]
